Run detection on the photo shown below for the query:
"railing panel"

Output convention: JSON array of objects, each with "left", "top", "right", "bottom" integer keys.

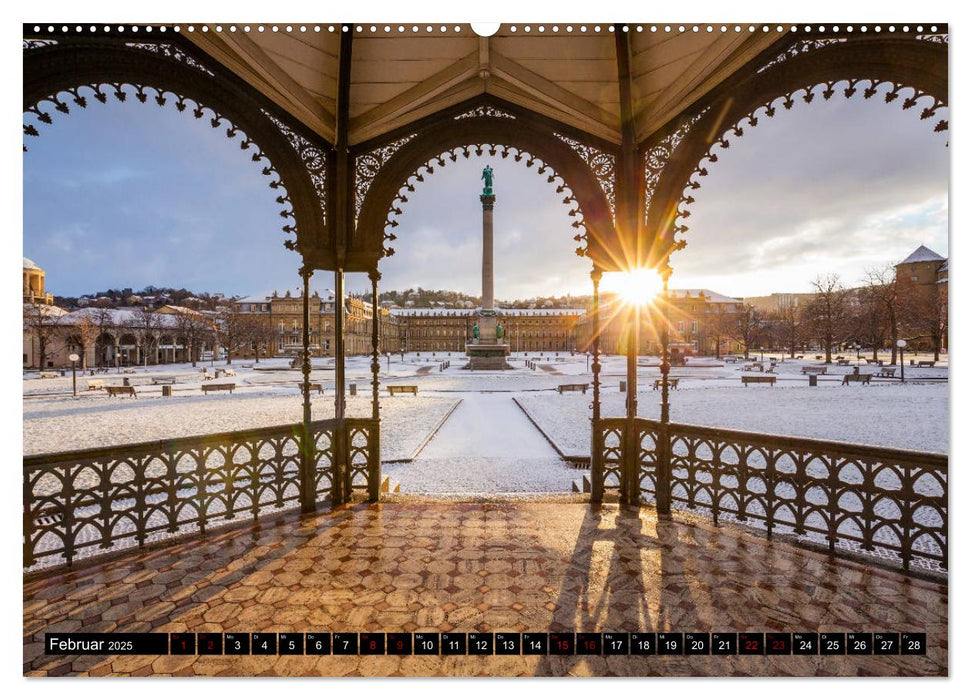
[
  {"left": 23, "top": 419, "right": 357, "bottom": 571},
  {"left": 627, "top": 418, "right": 947, "bottom": 572}
]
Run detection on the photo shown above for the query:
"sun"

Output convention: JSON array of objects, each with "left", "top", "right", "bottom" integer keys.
[{"left": 608, "top": 267, "right": 664, "bottom": 307}]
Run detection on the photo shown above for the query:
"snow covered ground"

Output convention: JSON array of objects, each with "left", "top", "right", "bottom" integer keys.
[
  {"left": 383, "top": 392, "right": 580, "bottom": 493},
  {"left": 518, "top": 382, "right": 948, "bottom": 456},
  {"left": 23, "top": 392, "right": 458, "bottom": 462}
]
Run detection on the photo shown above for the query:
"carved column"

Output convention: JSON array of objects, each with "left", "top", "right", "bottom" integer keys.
[
  {"left": 368, "top": 268, "right": 382, "bottom": 503},
  {"left": 657, "top": 262, "right": 673, "bottom": 515},
  {"left": 624, "top": 302, "right": 639, "bottom": 505},
  {"left": 299, "top": 265, "right": 315, "bottom": 513},
  {"left": 590, "top": 265, "right": 604, "bottom": 504},
  {"left": 334, "top": 269, "right": 349, "bottom": 503}
]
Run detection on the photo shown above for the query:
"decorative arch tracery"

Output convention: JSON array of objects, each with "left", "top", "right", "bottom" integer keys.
[
  {"left": 22, "top": 38, "right": 335, "bottom": 269},
  {"left": 641, "top": 37, "right": 948, "bottom": 268},
  {"left": 351, "top": 113, "right": 622, "bottom": 273}
]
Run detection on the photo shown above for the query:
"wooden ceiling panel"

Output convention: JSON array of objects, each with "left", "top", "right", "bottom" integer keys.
[{"left": 186, "top": 28, "right": 788, "bottom": 148}]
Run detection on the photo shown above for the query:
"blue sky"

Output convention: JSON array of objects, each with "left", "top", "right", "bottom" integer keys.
[{"left": 23, "top": 83, "right": 948, "bottom": 300}]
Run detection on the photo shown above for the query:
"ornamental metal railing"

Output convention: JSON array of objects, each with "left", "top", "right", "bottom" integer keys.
[
  {"left": 23, "top": 418, "right": 380, "bottom": 570},
  {"left": 593, "top": 418, "right": 947, "bottom": 572}
]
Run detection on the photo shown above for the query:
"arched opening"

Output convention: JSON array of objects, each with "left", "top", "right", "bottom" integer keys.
[
  {"left": 642, "top": 37, "right": 948, "bottom": 266},
  {"left": 352, "top": 114, "right": 620, "bottom": 273},
  {"left": 346, "top": 128, "right": 612, "bottom": 495}
]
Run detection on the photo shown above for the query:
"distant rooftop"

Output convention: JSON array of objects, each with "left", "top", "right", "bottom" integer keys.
[
  {"left": 23, "top": 257, "right": 41, "bottom": 271},
  {"left": 668, "top": 288, "right": 743, "bottom": 304},
  {"left": 898, "top": 245, "right": 946, "bottom": 265},
  {"left": 389, "top": 307, "right": 586, "bottom": 317},
  {"left": 238, "top": 288, "right": 336, "bottom": 303}
]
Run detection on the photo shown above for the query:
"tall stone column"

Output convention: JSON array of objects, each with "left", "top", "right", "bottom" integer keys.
[{"left": 481, "top": 193, "right": 496, "bottom": 312}]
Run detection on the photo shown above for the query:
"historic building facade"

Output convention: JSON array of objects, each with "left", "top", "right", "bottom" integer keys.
[
  {"left": 23, "top": 257, "right": 53, "bottom": 305},
  {"left": 576, "top": 289, "right": 746, "bottom": 357},
  {"left": 388, "top": 308, "right": 584, "bottom": 354},
  {"left": 895, "top": 244, "right": 948, "bottom": 352}
]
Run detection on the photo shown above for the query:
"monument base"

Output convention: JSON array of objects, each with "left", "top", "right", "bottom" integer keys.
[{"left": 466, "top": 343, "right": 511, "bottom": 370}]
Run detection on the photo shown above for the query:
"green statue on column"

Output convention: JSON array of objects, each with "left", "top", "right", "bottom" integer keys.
[
  {"left": 481, "top": 165, "right": 494, "bottom": 195},
  {"left": 473, "top": 323, "right": 480, "bottom": 340},
  {"left": 496, "top": 322, "right": 504, "bottom": 340}
]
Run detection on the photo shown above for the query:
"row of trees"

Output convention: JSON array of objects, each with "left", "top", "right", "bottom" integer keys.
[
  {"left": 24, "top": 303, "right": 281, "bottom": 369},
  {"left": 702, "top": 264, "right": 945, "bottom": 362}
]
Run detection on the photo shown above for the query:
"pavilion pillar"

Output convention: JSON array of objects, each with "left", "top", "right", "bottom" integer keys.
[
  {"left": 624, "top": 302, "right": 640, "bottom": 505},
  {"left": 299, "top": 265, "right": 315, "bottom": 513},
  {"left": 368, "top": 269, "right": 382, "bottom": 502},
  {"left": 334, "top": 269, "right": 348, "bottom": 504},
  {"left": 590, "top": 266, "right": 604, "bottom": 504},
  {"left": 656, "top": 264, "right": 673, "bottom": 515}
]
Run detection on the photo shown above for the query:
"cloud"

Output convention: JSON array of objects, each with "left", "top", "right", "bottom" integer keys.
[{"left": 23, "top": 84, "right": 947, "bottom": 301}]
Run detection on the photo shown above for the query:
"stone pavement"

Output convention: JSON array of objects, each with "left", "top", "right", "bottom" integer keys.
[{"left": 24, "top": 501, "right": 947, "bottom": 677}]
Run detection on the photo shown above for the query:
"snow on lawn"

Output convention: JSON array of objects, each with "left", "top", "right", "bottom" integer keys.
[
  {"left": 517, "top": 382, "right": 949, "bottom": 455},
  {"left": 23, "top": 393, "right": 458, "bottom": 463}
]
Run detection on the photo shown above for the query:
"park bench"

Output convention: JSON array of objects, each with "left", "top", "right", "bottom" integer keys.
[
  {"left": 105, "top": 385, "right": 137, "bottom": 398},
  {"left": 298, "top": 382, "right": 324, "bottom": 394},
  {"left": 723, "top": 357, "right": 737, "bottom": 363},
  {"left": 122, "top": 368, "right": 136, "bottom": 374},
  {"left": 842, "top": 373, "right": 872, "bottom": 385},
  {"left": 201, "top": 383, "right": 235, "bottom": 395},
  {"left": 741, "top": 375, "right": 777, "bottom": 386},
  {"left": 557, "top": 383, "right": 589, "bottom": 394},
  {"left": 86, "top": 379, "right": 105, "bottom": 390},
  {"left": 215, "top": 368, "right": 236, "bottom": 378},
  {"left": 742, "top": 363, "right": 764, "bottom": 372},
  {"left": 38, "top": 371, "right": 59, "bottom": 379},
  {"left": 652, "top": 378, "right": 680, "bottom": 390},
  {"left": 152, "top": 377, "right": 176, "bottom": 385},
  {"left": 388, "top": 385, "right": 418, "bottom": 396},
  {"left": 878, "top": 367, "right": 897, "bottom": 378},
  {"left": 916, "top": 360, "right": 936, "bottom": 368},
  {"left": 837, "top": 359, "right": 850, "bottom": 366},
  {"left": 201, "top": 372, "right": 215, "bottom": 381},
  {"left": 795, "top": 354, "right": 804, "bottom": 360},
  {"left": 801, "top": 366, "right": 827, "bottom": 375}
]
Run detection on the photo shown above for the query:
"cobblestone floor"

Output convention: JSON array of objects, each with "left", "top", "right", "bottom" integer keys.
[{"left": 24, "top": 501, "right": 947, "bottom": 677}]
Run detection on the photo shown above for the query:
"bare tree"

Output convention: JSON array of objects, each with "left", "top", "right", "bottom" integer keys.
[
  {"left": 88, "top": 301, "right": 117, "bottom": 368},
  {"left": 802, "top": 274, "right": 852, "bottom": 363},
  {"left": 23, "top": 303, "right": 62, "bottom": 369},
  {"left": 215, "top": 305, "right": 249, "bottom": 365},
  {"left": 863, "top": 264, "right": 903, "bottom": 363},
  {"left": 172, "top": 308, "right": 210, "bottom": 366},
  {"left": 900, "top": 275, "right": 946, "bottom": 360},
  {"left": 852, "top": 286, "right": 886, "bottom": 362},
  {"left": 703, "top": 305, "right": 736, "bottom": 359},
  {"left": 772, "top": 296, "right": 802, "bottom": 359},
  {"left": 730, "top": 304, "right": 765, "bottom": 359},
  {"left": 246, "top": 315, "right": 276, "bottom": 364},
  {"left": 131, "top": 307, "right": 163, "bottom": 366},
  {"left": 71, "top": 313, "right": 100, "bottom": 371}
]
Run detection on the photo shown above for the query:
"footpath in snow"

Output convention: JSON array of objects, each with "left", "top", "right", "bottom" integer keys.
[{"left": 384, "top": 393, "right": 580, "bottom": 493}]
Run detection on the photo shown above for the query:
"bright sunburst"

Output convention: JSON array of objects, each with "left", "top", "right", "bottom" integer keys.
[{"left": 605, "top": 267, "right": 664, "bottom": 307}]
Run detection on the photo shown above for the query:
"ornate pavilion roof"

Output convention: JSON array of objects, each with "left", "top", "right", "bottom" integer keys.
[{"left": 185, "top": 26, "right": 782, "bottom": 147}]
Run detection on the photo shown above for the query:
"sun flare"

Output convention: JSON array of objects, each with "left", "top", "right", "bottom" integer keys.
[{"left": 608, "top": 268, "right": 664, "bottom": 307}]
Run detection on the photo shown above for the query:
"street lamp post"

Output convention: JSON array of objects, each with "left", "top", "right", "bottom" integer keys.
[
  {"left": 897, "top": 339, "right": 906, "bottom": 382},
  {"left": 69, "top": 353, "right": 79, "bottom": 397}
]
